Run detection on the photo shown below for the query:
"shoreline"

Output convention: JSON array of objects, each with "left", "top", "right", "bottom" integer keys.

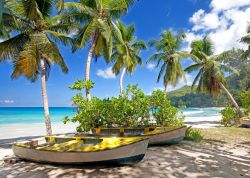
[{"left": 0, "top": 115, "right": 222, "bottom": 140}]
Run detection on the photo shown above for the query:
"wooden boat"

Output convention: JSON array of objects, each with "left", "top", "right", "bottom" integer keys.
[
  {"left": 86, "top": 126, "right": 187, "bottom": 146},
  {"left": 240, "top": 116, "right": 250, "bottom": 127},
  {"left": 12, "top": 136, "right": 149, "bottom": 165}
]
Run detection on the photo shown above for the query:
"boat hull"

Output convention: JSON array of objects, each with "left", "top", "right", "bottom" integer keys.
[
  {"left": 12, "top": 139, "right": 148, "bottom": 165},
  {"left": 89, "top": 126, "right": 187, "bottom": 146},
  {"left": 240, "top": 119, "right": 250, "bottom": 127},
  {"left": 148, "top": 126, "right": 187, "bottom": 146}
]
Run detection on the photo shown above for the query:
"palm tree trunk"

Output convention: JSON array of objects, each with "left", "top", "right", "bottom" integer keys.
[
  {"left": 85, "top": 32, "right": 98, "bottom": 101},
  {"left": 164, "top": 84, "right": 168, "bottom": 94},
  {"left": 120, "top": 68, "right": 126, "bottom": 96},
  {"left": 219, "top": 82, "right": 244, "bottom": 117},
  {"left": 40, "top": 57, "right": 52, "bottom": 136}
]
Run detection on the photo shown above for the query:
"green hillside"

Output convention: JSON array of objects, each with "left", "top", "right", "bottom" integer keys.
[
  {"left": 167, "top": 85, "right": 195, "bottom": 98},
  {"left": 167, "top": 86, "right": 217, "bottom": 108}
]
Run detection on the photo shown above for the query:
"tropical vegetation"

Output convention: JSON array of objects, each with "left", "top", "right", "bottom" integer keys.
[
  {"left": 1, "top": 0, "right": 250, "bottom": 134},
  {"left": 111, "top": 20, "right": 147, "bottom": 96},
  {"left": 63, "top": 0, "right": 135, "bottom": 100},
  {"left": 0, "top": 0, "right": 72, "bottom": 135},
  {"left": 147, "top": 30, "right": 197, "bottom": 93},
  {"left": 185, "top": 36, "right": 244, "bottom": 117},
  {"left": 185, "top": 126, "right": 203, "bottom": 142},
  {"left": 241, "top": 25, "right": 250, "bottom": 59},
  {"left": 64, "top": 84, "right": 184, "bottom": 131}
]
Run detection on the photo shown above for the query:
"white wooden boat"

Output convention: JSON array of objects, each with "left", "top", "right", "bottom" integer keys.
[
  {"left": 12, "top": 136, "right": 149, "bottom": 165},
  {"left": 240, "top": 116, "right": 250, "bottom": 127},
  {"left": 89, "top": 126, "right": 187, "bottom": 146}
]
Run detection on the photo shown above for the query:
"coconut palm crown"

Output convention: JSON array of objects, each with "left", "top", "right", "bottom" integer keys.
[
  {"left": 0, "top": 0, "right": 75, "bottom": 135},
  {"left": 111, "top": 20, "right": 147, "bottom": 96},
  {"left": 185, "top": 36, "right": 244, "bottom": 117},
  {"left": 63, "top": 0, "right": 136, "bottom": 100},
  {"left": 241, "top": 25, "right": 250, "bottom": 59},
  {"left": 147, "top": 30, "right": 197, "bottom": 93}
]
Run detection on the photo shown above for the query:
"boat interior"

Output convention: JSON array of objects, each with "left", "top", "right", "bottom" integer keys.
[{"left": 14, "top": 136, "right": 144, "bottom": 152}]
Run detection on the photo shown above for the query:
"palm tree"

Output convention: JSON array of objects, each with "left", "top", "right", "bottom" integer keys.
[
  {"left": 0, "top": 0, "right": 3, "bottom": 22},
  {"left": 185, "top": 36, "right": 244, "bottom": 117},
  {"left": 63, "top": 0, "right": 135, "bottom": 100},
  {"left": 147, "top": 30, "right": 197, "bottom": 93},
  {"left": 111, "top": 20, "right": 147, "bottom": 96},
  {"left": 0, "top": 3, "right": 18, "bottom": 38},
  {"left": 241, "top": 25, "right": 250, "bottom": 59},
  {"left": 0, "top": 0, "right": 73, "bottom": 135}
]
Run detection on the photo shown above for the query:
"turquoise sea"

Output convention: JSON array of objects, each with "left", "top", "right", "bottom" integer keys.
[{"left": 0, "top": 107, "right": 221, "bottom": 125}]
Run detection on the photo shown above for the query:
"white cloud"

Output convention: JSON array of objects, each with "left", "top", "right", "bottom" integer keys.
[
  {"left": 0, "top": 100, "right": 15, "bottom": 104},
  {"left": 96, "top": 67, "right": 116, "bottom": 79},
  {"left": 146, "top": 63, "right": 156, "bottom": 71},
  {"left": 186, "top": 0, "right": 250, "bottom": 54},
  {"left": 190, "top": 10, "right": 220, "bottom": 31},
  {"left": 210, "top": 0, "right": 250, "bottom": 11}
]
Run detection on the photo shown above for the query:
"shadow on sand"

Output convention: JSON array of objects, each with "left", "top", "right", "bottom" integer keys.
[{"left": 0, "top": 140, "right": 250, "bottom": 178}]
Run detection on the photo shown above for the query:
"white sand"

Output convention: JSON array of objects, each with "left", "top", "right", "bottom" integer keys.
[
  {"left": 185, "top": 115, "right": 221, "bottom": 128},
  {"left": 1, "top": 141, "right": 249, "bottom": 178},
  {"left": 0, "top": 123, "right": 78, "bottom": 140}
]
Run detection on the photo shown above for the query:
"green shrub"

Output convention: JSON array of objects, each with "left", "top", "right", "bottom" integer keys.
[
  {"left": 109, "top": 85, "right": 150, "bottom": 127},
  {"left": 220, "top": 106, "right": 239, "bottom": 127},
  {"left": 185, "top": 126, "right": 203, "bottom": 142},
  {"left": 64, "top": 82, "right": 184, "bottom": 132},
  {"left": 239, "top": 90, "right": 250, "bottom": 115},
  {"left": 150, "top": 90, "right": 184, "bottom": 126}
]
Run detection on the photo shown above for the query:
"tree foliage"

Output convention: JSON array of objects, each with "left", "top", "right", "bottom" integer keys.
[
  {"left": 147, "top": 30, "right": 197, "bottom": 90},
  {"left": 64, "top": 84, "right": 184, "bottom": 132}
]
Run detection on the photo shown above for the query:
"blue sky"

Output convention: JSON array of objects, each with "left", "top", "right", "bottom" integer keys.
[{"left": 0, "top": 0, "right": 249, "bottom": 107}]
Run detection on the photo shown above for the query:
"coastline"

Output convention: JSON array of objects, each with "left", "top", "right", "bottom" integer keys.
[{"left": 0, "top": 115, "right": 222, "bottom": 140}]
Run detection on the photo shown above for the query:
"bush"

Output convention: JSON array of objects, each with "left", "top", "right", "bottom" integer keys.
[
  {"left": 109, "top": 85, "right": 150, "bottom": 127},
  {"left": 185, "top": 126, "right": 203, "bottom": 142},
  {"left": 64, "top": 82, "right": 184, "bottom": 132},
  {"left": 220, "top": 106, "right": 239, "bottom": 127},
  {"left": 150, "top": 90, "right": 184, "bottom": 126},
  {"left": 239, "top": 90, "right": 250, "bottom": 115}
]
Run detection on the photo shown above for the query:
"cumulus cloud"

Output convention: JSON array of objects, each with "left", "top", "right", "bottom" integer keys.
[
  {"left": 186, "top": 0, "right": 250, "bottom": 54},
  {"left": 146, "top": 63, "right": 156, "bottom": 71},
  {"left": 96, "top": 67, "right": 116, "bottom": 79},
  {"left": 210, "top": 0, "right": 250, "bottom": 11}
]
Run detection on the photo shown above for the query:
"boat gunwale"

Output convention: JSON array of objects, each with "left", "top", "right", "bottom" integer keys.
[
  {"left": 13, "top": 137, "right": 149, "bottom": 153},
  {"left": 89, "top": 126, "right": 187, "bottom": 136}
]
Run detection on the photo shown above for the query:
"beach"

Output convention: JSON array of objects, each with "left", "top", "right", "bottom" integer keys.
[
  {"left": 0, "top": 128, "right": 250, "bottom": 178},
  {"left": 1, "top": 117, "right": 250, "bottom": 177},
  {"left": 1, "top": 109, "right": 249, "bottom": 178}
]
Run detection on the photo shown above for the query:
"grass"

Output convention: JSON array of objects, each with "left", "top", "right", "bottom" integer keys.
[
  {"left": 199, "top": 127, "right": 250, "bottom": 144},
  {"left": 185, "top": 126, "right": 203, "bottom": 142}
]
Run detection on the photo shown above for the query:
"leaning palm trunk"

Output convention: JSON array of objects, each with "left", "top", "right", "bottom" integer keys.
[
  {"left": 119, "top": 67, "right": 126, "bottom": 96},
  {"left": 40, "top": 57, "right": 52, "bottom": 136},
  {"left": 164, "top": 84, "right": 168, "bottom": 94},
  {"left": 219, "top": 83, "right": 244, "bottom": 117},
  {"left": 85, "top": 33, "right": 98, "bottom": 101}
]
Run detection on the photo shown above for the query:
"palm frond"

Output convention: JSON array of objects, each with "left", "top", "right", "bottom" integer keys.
[
  {"left": 132, "top": 41, "right": 147, "bottom": 50},
  {"left": 0, "top": 33, "right": 29, "bottom": 61},
  {"left": 64, "top": 2, "right": 96, "bottom": 16},
  {"left": 184, "top": 63, "right": 202, "bottom": 73}
]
